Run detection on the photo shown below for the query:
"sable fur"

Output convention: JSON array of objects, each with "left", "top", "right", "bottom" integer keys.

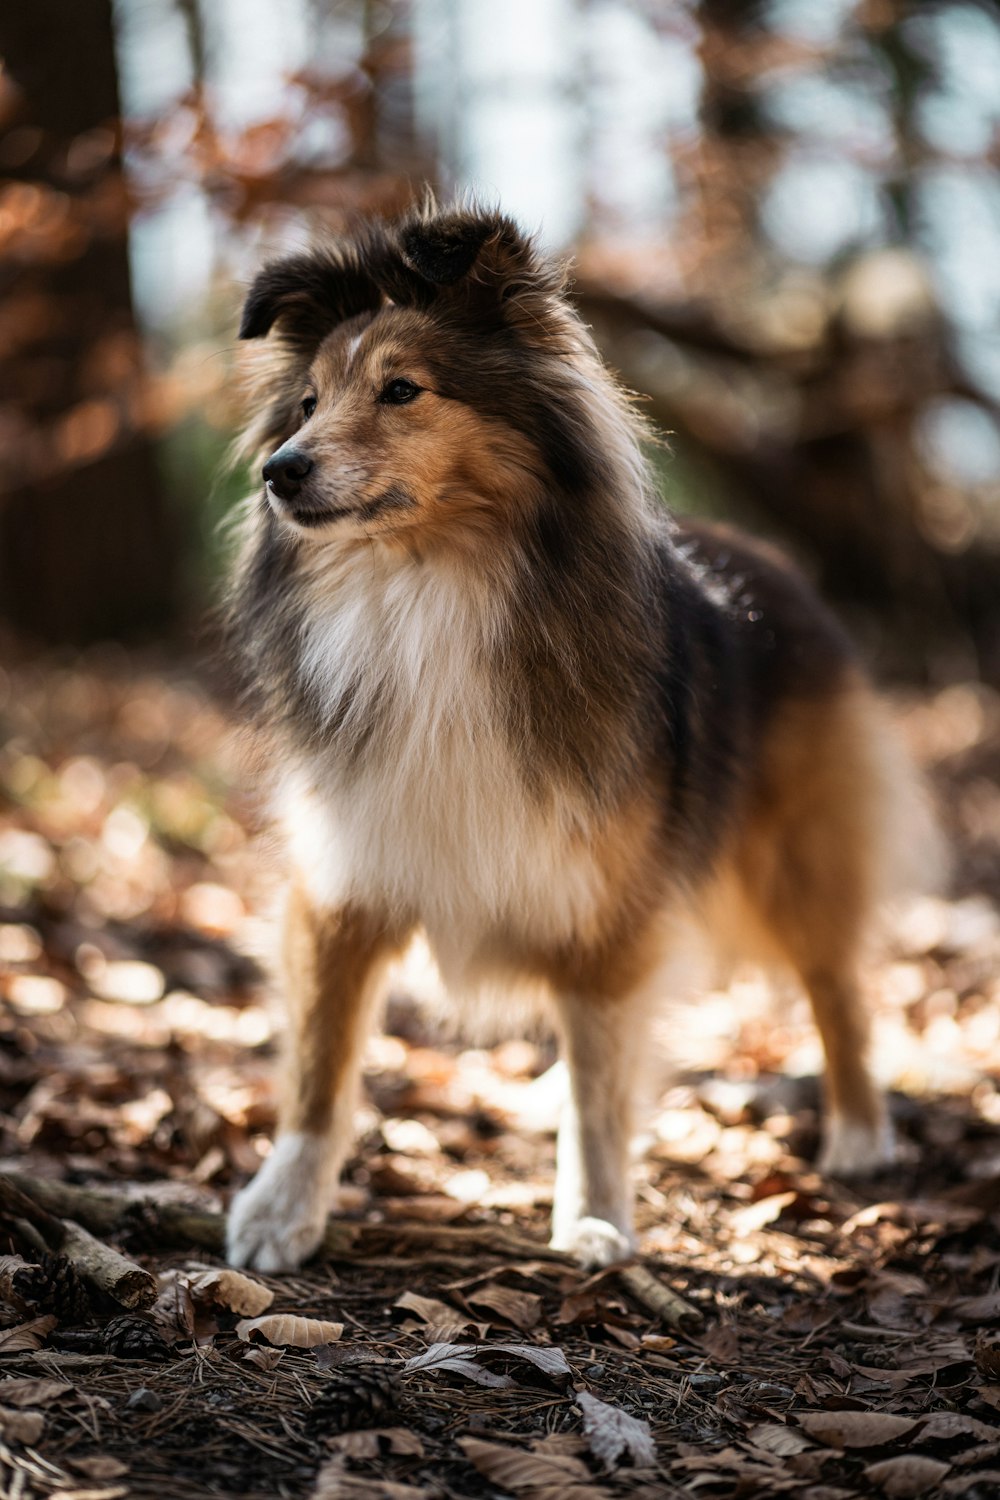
[{"left": 223, "top": 199, "right": 941, "bottom": 1272}]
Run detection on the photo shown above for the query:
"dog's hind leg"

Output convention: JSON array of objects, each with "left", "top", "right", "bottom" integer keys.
[
  {"left": 798, "top": 964, "right": 893, "bottom": 1175},
  {"left": 227, "top": 885, "right": 404, "bottom": 1271},
  {"left": 737, "top": 689, "right": 897, "bottom": 1178},
  {"left": 549, "top": 990, "right": 651, "bottom": 1269}
]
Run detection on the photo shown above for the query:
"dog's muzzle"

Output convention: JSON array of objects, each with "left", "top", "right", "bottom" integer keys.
[{"left": 263, "top": 447, "right": 314, "bottom": 502}]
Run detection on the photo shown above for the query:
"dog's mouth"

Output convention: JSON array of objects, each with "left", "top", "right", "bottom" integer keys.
[
  {"left": 267, "top": 485, "right": 417, "bottom": 530},
  {"left": 266, "top": 488, "right": 354, "bottom": 528}
]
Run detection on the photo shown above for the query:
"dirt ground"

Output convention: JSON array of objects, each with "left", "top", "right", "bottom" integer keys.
[{"left": 3, "top": 647, "right": 1000, "bottom": 1498}]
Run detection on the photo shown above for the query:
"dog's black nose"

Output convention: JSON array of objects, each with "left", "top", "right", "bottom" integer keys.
[{"left": 263, "top": 449, "right": 314, "bottom": 500}]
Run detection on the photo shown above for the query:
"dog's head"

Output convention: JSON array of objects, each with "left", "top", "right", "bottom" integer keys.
[{"left": 237, "top": 203, "right": 609, "bottom": 546}]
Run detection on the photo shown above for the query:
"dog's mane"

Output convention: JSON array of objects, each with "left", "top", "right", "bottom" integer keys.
[{"left": 223, "top": 203, "right": 751, "bottom": 869}]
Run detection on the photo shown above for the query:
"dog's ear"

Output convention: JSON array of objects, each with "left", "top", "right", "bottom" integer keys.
[
  {"left": 397, "top": 208, "right": 569, "bottom": 343},
  {"left": 238, "top": 246, "right": 381, "bottom": 347}
]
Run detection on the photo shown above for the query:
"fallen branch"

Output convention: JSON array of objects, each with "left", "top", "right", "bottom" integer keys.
[
  {"left": 0, "top": 1175, "right": 157, "bottom": 1311},
  {"left": 617, "top": 1264, "right": 704, "bottom": 1334},
  {"left": 1, "top": 1173, "right": 574, "bottom": 1267}
]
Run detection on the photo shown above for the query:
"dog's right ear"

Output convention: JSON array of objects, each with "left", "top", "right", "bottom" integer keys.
[{"left": 238, "top": 246, "right": 382, "bottom": 348}]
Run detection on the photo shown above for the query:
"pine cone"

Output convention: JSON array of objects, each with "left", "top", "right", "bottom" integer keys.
[
  {"left": 117, "top": 1199, "right": 163, "bottom": 1255},
  {"left": 101, "top": 1314, "right": 172, "bottom": 1361},
  {"left": 306, "top": 1364, "right": 401, "bottom": 1434},
  {"left": 38, "top": 1254, "right": 92, "bottom": 1323},
  {"left": 0, "top": 1256, "right": 49, "bottom": 1309}
]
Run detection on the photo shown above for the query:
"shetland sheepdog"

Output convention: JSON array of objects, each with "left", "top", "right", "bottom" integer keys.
[{"left": 224, "top": 201, "right": 940, "bottom": 1272}]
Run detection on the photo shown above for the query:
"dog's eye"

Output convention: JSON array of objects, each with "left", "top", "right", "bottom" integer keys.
[
  {"left": 379, "top": 378, "right": 421, "bottom": 406},
  {"left": 301, "top": 395, "right": 317, "bottom": 420}
]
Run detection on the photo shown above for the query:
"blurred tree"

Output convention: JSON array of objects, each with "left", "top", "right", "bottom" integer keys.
[{"left": 0, "top": 0, "right": 178, "bottom": 643}]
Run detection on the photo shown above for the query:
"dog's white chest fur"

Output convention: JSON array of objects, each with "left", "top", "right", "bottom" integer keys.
[{"left": 281, "top": 548, "right": 607, "bottom": 978}]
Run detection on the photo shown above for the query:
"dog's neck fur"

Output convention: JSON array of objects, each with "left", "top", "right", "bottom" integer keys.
[{"left": 229, "top": 343, "right": 667, "bottom": 801}]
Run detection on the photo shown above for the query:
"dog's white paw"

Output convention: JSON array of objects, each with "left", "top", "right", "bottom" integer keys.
[
  {"left": 817, "top": 1114, "right": 896, "bottom": 1178},
  {"left": 226, "top": 1132, "right": 332, "bottom": 1272},
  {"left": 551, "top": 1216, "right": 635, "bottom": 1269}
]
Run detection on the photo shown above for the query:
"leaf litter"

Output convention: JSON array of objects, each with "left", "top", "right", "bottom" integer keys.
[{"left": 2, "top": 657, "right": 1000, "bottom": 1493}]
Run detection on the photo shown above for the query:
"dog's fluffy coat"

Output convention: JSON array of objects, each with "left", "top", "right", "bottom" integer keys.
[{"left": 225, "top": 202, "right": 937, "bottom": 1271}]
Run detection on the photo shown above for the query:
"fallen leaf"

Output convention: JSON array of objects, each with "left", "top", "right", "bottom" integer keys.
[
  {"left": 577, "top": 1390, "right": 655, "bottom": 1469},
  {"left": 700, "top": 1322, "right": 740, "bottom": 1362},
  {"left": 72, "top": 1456, "right": 130, "bottom": 1480},
  {"left": 864, "top": 1454, "right": 950, "bottom": 1497},
  {"left": 465, "top": 1282, "right": 542, "bottom": 1331},
  {"left": 459, "top": 1437, "right": 599, "bottom": 1495},
  {"left": 402, "top": 1344, "right": 513, "bottom": 1389},
  {"left": 943, "top": 1472, "right": 1000, "bottom": 1496},
  {"left": 797, "top": 1411, "right": 921, "bottom": 1448},
  {"left": 236, "top": 1314, "right": 344, "bottom": 1348},
  {"left": 952, "top": 1290, "right": 1000, "bottom": 1322},
  {"left": 187, "top": 1266, "right": 274, "bottom": 1317},
  {"left": 403, "top": 1341, "right": 571, "bottom": 1388},
  {"left": 312, "top": 1454, "right": 431, "bottom": 1498},
  {"left": 243, "top": 1346, "right": 284, "bottom": 1371},
  {"left": 150, "top": 1270, "right": 195, "bottom": 1343},
  {"left": 729, "top": 1191, "right": 799, "bottom": 1235},
  {"left": 0, "top": 1405, "right": 45, "bottom": 1444},
  {"left": 916, "top": 1410, "right": 999, "bottom": 1443},
  {"left": 393, "top": 1290, "right": 469, "bottom": 1338},
  {"left": 0, "top": 1378, "right": 72, "bottom": 1408},
  {"left": 330, "top": 1429, "right": 424, "bottom": 1458},
  {"left": 0, "top": 1316, "right": 56, "bottom": 1353},
  {"left": 748, "top": 1422, "right": 813, "bottom": 1457}
]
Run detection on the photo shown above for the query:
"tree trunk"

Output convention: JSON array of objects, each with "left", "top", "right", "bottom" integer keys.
[{"left": 0, "top": 0, "right": 178, "bottom": 643}]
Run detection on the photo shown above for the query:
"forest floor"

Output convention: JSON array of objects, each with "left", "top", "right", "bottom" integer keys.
[{"left": 3, "top": 645, "right": 1000, "bottom": 1498}]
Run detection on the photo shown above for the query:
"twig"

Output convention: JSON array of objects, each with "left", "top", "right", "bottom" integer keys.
[
  {"left": 0, "top": 1174, "right": 157, "bottom": 1310},
  {"left": 617, "top": 1264, "right": 704, "bottom": 1334},
  {"left": 2, "top": 1172, "right": 576, "bottom": 1266},
  {"left": 60, "top": 1220, "right": 157, "bottom": 1309}
]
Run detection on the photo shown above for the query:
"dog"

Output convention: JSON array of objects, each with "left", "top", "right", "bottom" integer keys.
[{"left": 223, "top": 200, "right": 940, "bottom": 1272}]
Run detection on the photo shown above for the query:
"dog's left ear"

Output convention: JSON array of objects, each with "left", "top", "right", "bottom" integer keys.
[
  {"left": 238, "top": 245, "right": 381, "bottom": 349},
  {"left": 398, "top": 209, "right": 568, "bottom": 341}
]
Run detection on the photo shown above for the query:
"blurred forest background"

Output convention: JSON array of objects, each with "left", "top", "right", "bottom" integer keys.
[{"left": 2, "top": 0, "right": 1000, "bottom": 675}]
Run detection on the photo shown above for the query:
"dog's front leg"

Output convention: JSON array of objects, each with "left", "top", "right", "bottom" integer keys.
[
  {"left": 227, "top": 885, "right": 402, "bottom": 1271},
  {"left": 550, "top": 991, "right": 649, "bottom": 1269}
]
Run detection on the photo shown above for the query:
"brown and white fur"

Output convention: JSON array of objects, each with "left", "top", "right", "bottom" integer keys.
[{"left": 223, "top": 201, "right": 940, "bottom": 1272}]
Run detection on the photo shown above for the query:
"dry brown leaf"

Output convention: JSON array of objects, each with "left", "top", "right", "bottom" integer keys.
[
  {"left": 403, "top": 1340, "right": 571, "bottom": 1389},
  {"left": 943, "top": 1472, "right": 1000, "bottom": 1496},
  {"left": 0, "top": 1254, "right": 43, "bottom": 1309},
  {"left": 393, "top": 1289, "right": 469, "bottom": 1336},
  {"left": 402, "top": 1344, "right": 513, "bottom": 1389},
  {"left": 952, "top": 1289, "right": 1000, "bottom": 1322},
  {"left": 916, "top": 1410, "right": 999, "bottom": 1442},
  {"left": 235, "top": 1314, "right": 345, "bottom": 1347},
  {"left": 729, "top": 1190, "right": 799, "bottom": 1236},
  {"left": 700, "top": 1322, "right": 740, "bottom": 1362},
  {"left": 0, "top": 1377, "right": 72, "bottom": 1408},
  {"left": 312, "top": 1455, "right": 430, "bottom": 1499},
  {"left": 72, "top": 1456, "right": 130, "bottom": 1480},
  {"left": 243, "top": 1346, "right": 284, "bottom": 1371},
  {"left": 459, "top": 1437, "right": 601, "bottom": 1495},
  {"left": 466, "top": 1282, "right": 542, "bottom": 1331},
  {"left": 747, "top": 1422, "right": 813, "bottom": 1457},
  {"left": 0, "top": 1404, "right": 45, "bottom": 1444},
  {"left": 797, "top": 1411, "right": 921, "bottom": 1448},
  {"left": 864, "top": 1454, "right": 951, "bottom": 1497},
  {"left": 0, "top": 1316, "right": 57, "bottom": 1353},
  {"left": 187, "top": 1266, "right": 274, "bottom": 1317},
  {"left": 577, "top": 1390, "right": 655, "bottom": 1470},
  {"left": 330, "top": 1429, "right": 425, "bottom": 1458},
  {"left": 150, "top": 1270, "right": 195, "bottom": 1342}
]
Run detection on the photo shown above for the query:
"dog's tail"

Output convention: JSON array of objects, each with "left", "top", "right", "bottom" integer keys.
[{"left": 865, "top": 696, "right": 950, "bottom": 909}]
